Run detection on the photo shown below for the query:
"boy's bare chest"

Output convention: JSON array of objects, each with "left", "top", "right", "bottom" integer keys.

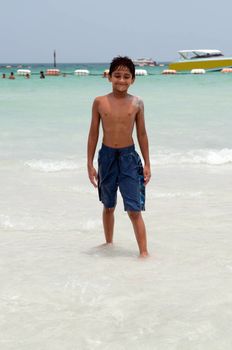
[{"left": 99, "top": 101, "right": 137, "bottom": 123}]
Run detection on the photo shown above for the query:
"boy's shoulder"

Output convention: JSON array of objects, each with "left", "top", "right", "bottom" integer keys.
[
  {"left": 134, "top": 95, "right": 143, "bottom": 103},
  {"left": 92, "top": 94, "right": 109, "bottom": 107},
  {"left": 131, "top": 95, "right": 144, "bottom": 109},
  {"left": 93, "top": 93, "right": 110, "bottom": 101}
]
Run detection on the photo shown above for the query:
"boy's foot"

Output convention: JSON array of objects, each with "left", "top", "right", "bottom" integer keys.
[
  {"left": 98, "top": 242, "right": 113, "bottom": 248},
  {"left": 139, "top": 252, "right": 149, "bottom": 258}
]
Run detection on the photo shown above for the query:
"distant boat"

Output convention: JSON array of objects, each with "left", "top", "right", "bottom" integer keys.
[
  {"left": 133, "top": 58, "right": 156, "bottom": 67},
  {"left": 168, "top": 49, "right": 232, "bottom": 72}
]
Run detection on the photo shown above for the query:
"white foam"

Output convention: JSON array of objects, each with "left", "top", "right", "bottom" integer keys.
[
  {"left": 71, "top": 186, "right": 96, "bottom": 195},
  {"left": 0, "top": 214, "right": 35, "bottom": 231},
  {"left": 0, "top": 213, "right": 101, "bottom": 232},
  {"left": 80, "top": 219, "right": 102, "bottom": 231},
  {"left": 149, "top": 191, "right": 203, "bottom": 199},
  {"left": 152, "top": 148, "right": 232, "bottom": 166},
  {"left": 25, "top": 159, "right": 83, "bottom": 172},
  {"left": 0, "top": 215, "right": 14, "bottom": 229}
]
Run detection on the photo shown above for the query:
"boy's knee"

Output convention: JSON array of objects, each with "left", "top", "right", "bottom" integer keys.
[
  {"left": 127, "top": 211, "right": 141, "bottom": 221},
  {"left": 103, "top": 207, "right": 115, "bottom": 214}
]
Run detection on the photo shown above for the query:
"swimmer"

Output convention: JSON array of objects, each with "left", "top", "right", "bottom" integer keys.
[{"left": 9, "top": 72, "right": 15, "bottom": 79}]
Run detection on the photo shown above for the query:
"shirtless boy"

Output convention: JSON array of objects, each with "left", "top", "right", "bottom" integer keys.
[{"left": 87, "top": 56, "right": 151, "bottom": 257}]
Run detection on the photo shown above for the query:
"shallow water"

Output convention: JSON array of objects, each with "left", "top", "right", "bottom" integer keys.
[{"left": 0, "top": 65, "right": 232, "bottom": 349}]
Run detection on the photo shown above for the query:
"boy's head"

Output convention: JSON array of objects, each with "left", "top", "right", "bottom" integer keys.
[{"left": 109, "top": 56, "right": 135, "bottom": 79}]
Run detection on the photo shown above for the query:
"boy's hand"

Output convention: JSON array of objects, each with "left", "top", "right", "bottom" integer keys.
[
  {"left": 144, "top": 165, "right": 151, "bottom": 185},
  {"left": 88, "top": 165, "right": 98, "bottom": 188}
]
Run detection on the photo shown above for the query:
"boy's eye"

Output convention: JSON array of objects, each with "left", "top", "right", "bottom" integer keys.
[{"left": 114, "top": 74, "right": 130, "bottom": 79}]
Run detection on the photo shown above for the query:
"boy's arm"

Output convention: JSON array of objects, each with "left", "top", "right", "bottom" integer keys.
[
  {"left": 135, "top": 98, "right": 151, "bottom": 185},
  {"left": 87, "top": 98, "right": 101, "bottom": 187}
]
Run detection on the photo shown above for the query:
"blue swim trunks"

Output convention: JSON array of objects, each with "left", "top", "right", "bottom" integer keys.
[{"left": 98, "top": 144, "right": 145, "bottom": 211}]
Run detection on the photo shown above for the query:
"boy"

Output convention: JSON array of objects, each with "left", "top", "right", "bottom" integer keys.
[{"left": 87, "top": 56, "right": 151, "bottom": 257}]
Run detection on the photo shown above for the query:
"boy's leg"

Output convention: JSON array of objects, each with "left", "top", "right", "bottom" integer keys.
[
  {"left": 127, "top": 211, "right": 149, "bottom": 257},
  {"left": 102, "top": 207, "right": 115, "bottom": 244}
]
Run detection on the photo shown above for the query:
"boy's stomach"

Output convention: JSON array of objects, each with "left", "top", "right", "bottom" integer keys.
[{"left": 102, "top": 135, "right": 134, "bottom": 148}]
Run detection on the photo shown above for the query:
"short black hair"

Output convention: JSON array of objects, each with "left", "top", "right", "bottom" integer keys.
[{"left": 109, "top": 56, "right": 135, "bottom": 79}]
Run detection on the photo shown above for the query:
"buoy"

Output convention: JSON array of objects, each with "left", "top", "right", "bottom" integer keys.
[
  {"left": 17, "top": 69, "right": 31, "bottom": 76},
  {"left": 46, "top": 69, "right": 60, "bottom": 76},
  {"left": 221, "top": 68, "right": 232, "bottom": 73},
  {"left": 135, "top": 69, "right": 148, "bottom": 76},
  {"left": 103, "top": 69, "right": 109, "bottom": 78},
  {"left": 74, "top": 69, "right": 89, "bottom": 76},
  {"left": 191, "top": 69, "right": 205, "bottom": 74},
  {"left": 162, "top": 69, "right": 177, "bottom": 75}
]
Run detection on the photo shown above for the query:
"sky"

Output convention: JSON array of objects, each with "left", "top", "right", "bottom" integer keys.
[{"left": 1, "top": 0, "right": 232, "bottom": 63}]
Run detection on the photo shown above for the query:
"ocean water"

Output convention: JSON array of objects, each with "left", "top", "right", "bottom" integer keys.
[{"left": 0, "top": 64, "right": 232, "bottom": 349}]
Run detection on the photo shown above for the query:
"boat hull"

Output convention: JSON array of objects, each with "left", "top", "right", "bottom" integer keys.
[{"left": 168, "top": 58, "right": 232, "bottom": 72}]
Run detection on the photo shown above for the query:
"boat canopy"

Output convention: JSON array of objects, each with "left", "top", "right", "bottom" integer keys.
[{"left": 178, "top": 50, "right": 223, "bottom": 60}]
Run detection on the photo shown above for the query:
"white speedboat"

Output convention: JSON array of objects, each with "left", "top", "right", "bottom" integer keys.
[{"left": 133, "top": 58, "right": 156, "bottom": 66}]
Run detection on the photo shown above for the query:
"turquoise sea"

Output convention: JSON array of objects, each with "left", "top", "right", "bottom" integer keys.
[{"left": 0, "top": 63, "right": 232, "bottom": 349}]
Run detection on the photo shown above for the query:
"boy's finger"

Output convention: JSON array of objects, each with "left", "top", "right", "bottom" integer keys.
[
  {"left": 144, "top": 174, "right": 151, "bottom": 185},
  {"left": 92, "top": 176, "right": 98, "bottom": 188},
  {"left": 89, "top": 175, "right": 97, "bottom": 188}
]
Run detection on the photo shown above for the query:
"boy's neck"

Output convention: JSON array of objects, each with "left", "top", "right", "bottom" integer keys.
[{"left": 111, "top": 89, "right": 129, "bottom": 99}]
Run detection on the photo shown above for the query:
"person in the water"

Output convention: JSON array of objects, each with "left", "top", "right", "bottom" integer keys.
[
  {"left": 87, "top": 56, "right": 151, "bottom": 258},
  {"left": 9, "top": 72, "right": 15, "bottom": 80}
]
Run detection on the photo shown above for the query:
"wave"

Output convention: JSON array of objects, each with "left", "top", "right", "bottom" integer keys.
[
  {"left": 153, "top": 148, "right": 232, "bottom": 166},
  {"left": 148, "top": 191, "right": 203, "bottom": 199},
  {"left": 0, "top": 213, "right": 101, "bottom": 232},
  {"left": 71, "top": 186, "right": 96, "bottom": 195},
  {"left": 0, "top": 215, "right": 15, "bottom": 229},
  {"left": 80, "top": 219, "right": 102, "bottom": 231},
  {"left": 24, "top": 148, "right": 232, "bottom": 173},
  {"left": 0, "top": 214, "right": 35, "bottom": 230},
  {"left": 25, "top": 159, "right": 83, "bottom": 172}
]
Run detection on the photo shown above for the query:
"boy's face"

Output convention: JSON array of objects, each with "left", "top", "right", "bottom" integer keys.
[{"left": 108, "top": 66, "right": 135, "bottom": 92}]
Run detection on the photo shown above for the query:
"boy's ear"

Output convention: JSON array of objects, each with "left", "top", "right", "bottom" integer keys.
[
  {"left": 131, "top": 77, "right": 135, "bottom": 84},
  {"left": 108, "top": 74, "right": 112, "bottom": 82}
]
